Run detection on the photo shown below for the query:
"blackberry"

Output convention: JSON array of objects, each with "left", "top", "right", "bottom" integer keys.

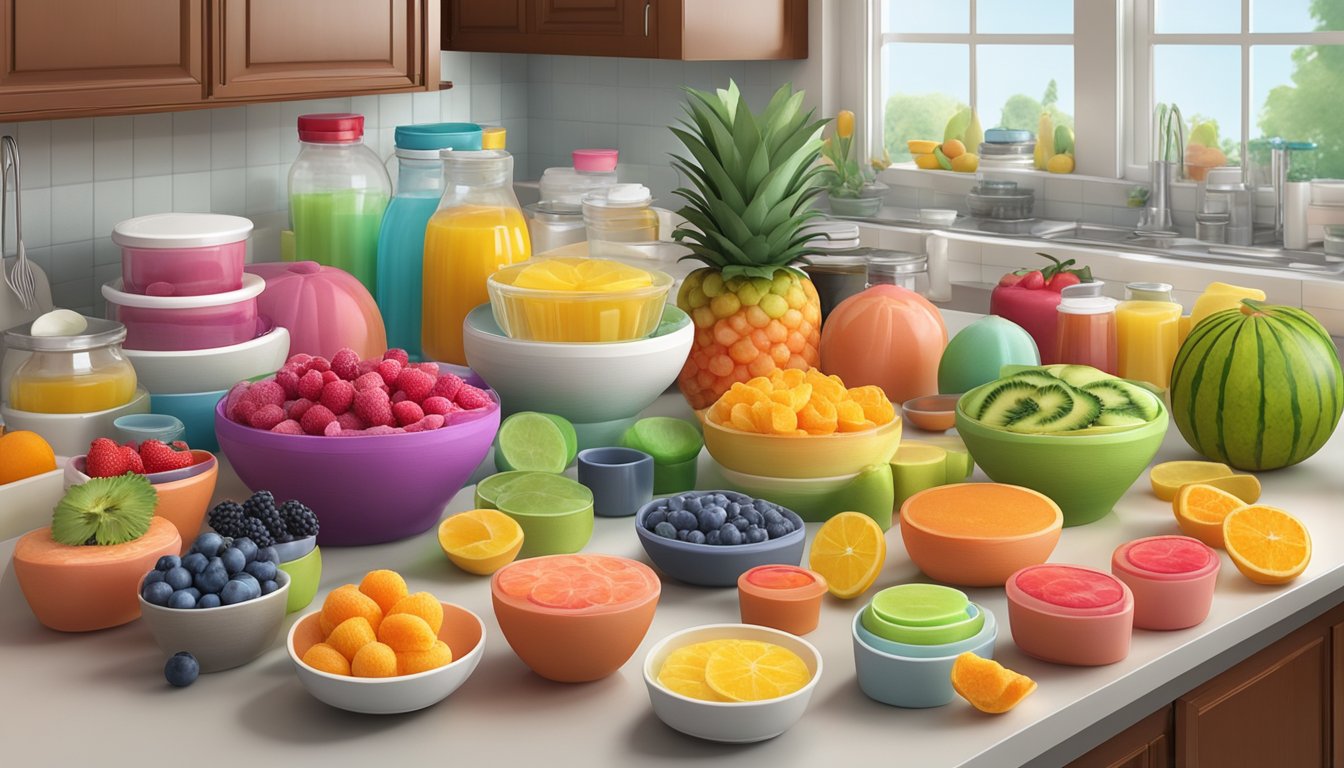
[
  {"left": 241, "top": 516, "right": 273, "bottom": 548},
  {"left": 244, "top": 491, "right": 289, "bottom": 543},
  {"left": 280, "top": 499, "right": 319, "bottom": 538},
  {"left": 207, "top": 500, "right": 247, "bottom": 538}
]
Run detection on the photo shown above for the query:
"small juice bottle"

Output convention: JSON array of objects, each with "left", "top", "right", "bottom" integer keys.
[
  {"left": 1055, "top": 281, "right": 1118, "bottom": 374},
  {"left": 1116, "top": 282, "right": 1181, "bottom": 388}
]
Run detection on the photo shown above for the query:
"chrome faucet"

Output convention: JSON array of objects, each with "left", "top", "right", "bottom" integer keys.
[{"left": 1138, "top": 103, "right": 1184, "bottom": 233}]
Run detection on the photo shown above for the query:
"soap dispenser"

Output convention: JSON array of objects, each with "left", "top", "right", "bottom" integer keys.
[{"left": 1056, "top": 281, "right": 1118, "bottom": 374}]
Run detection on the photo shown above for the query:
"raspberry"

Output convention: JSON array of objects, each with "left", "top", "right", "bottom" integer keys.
[
  {"left": 248, "top": 404, "right": 286, "bottom": 431},
  {"left": 296, "top": 369, "right": 323, "bottom": 400},
  {"left": 86, "top": 437, "right": 131, "bottom": 478},
  {"left": 392, "top": 400, "right": 424, "bottom": 427},
  {"left": 232, "top": 399, "right": 260, "bottom": 425},
  {"left": 391, "top": 390, "right": 407, "bottom": 404},
  {"left": 208, "top": 500, "right": 247, "bottom": 538},
  {"left": 242, "top": 515, "right": 273, "bottom": 547},
  {"left": 415, "top": 362, "right": 440, "bottom": 376},
  {"left": 271, "top": 419, "right": 304, "bottom": 435},
  {"left": 335, "top": 412, "right": 365, "bottom": 431},
  {"left": 331, "top": 348, "right": 361, "bottom": 380},
  {"left": 276, "top": 369, "right": 301, "bottom": 399},
  {"left": 357, "top": 359, "right": 379, "bottom": 376},
  {"left": 383, "top": 348, "right": 410, "bottom": 366},
  {"left": 286, "top": 353, "right": 312, "bottom": 367},
  {"left": 224, "top": 381, "right": 251, "bottom": 420},
  {"left": 354, "top": 371, "right": 385, "bottom": 392},
  {"left": 301, "top": 404, "right": 336, "bottom": 436},
  {"left": 246, "top": 380, "right": 286, "bottom": 407},
  {"left": 404, "top": 414, "right": 446, "bottom": 432},
  {"left": 396, "top": 368, "right": 435, "bottom": 403},
  {"left": 319, "top": 379, "right": 356, "bottom": 415},
  {"left": 421, "top": 396, "right": 454, "bottom": 416},
  {"left": 430, "top": 372, "right": 464, "bottom": 401},
  {"left": 280, "top": 499, "right": 319, "bottom": 538},
  {"left": 454, "top": 384, "right": 491, "bottom": 410},
  {"left": 324, "top": 420, "right": 343, "bottom": 436},
  {"left": 287, "top": 398, "right": 315, "bottom": 420},
  {"left": 363, "top": 425, "right": 400, "bottom": 436},
  {"left": 304, "top": 356, "right": 331, "bottom": 374},
  {"left": 354, "top": 388, "right": 394, "bottom": 427},
  {"left": 377, "top": 358, "right": 402, "bottom": 387},
  {"left": 336, "top": 429, "right": 366, "bottom": 437}
]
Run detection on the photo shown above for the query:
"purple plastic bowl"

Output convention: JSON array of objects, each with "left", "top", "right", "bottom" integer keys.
[{"left": 214, "top": 369, "right": 500, "bottom": 546}]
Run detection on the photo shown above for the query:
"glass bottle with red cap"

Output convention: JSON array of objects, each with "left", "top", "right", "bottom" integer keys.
[{"left": 287, "top": 113, "right": 392, "bottom": 293}]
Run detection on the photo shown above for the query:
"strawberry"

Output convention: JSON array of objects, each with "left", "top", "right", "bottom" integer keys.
[
  {"left": 1047, "top": 271, "right": 1082, "bottom": 292},
  {"left": 87, "top": 438, "right": 131, "bottom": 478},
  {"left": 140, "top": 440, "right": 194, "bottom": 474},
  {"left": 122, "top": 446, "right": 145, "bottom": 474},
  {"left": 998, "top": 272, "right": 1026, "bottom": 287},
  {"left": 1018, "top": 270, "right": 1045, "bottom": 290}
]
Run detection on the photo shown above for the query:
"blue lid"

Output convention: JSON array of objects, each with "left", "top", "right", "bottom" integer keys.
[
  {"left": 394, "top": 122, "right": 483, "bottom": 151},
  {"left": 1285, "top": 140, "right": 1318, "bottom": 151},
  {"left": 985, "top": 128, "right": 1034, "bottom": 144}
]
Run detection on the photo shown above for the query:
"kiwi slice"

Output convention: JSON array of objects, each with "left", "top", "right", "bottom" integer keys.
[
  {"left": 975, "top": 380, "right": 1039, "bottom": 427},
  {"left": 1041, "top": 387, "right": 1104, "bottom": 433},
  {"left": 1056, "top": 365, "right": 1117, "bottom": 388},
  {"left": 1005, "top": 383, "right": 1074, "bottom": 433},
  {"left": 50, "top": 474, "right": 158, "bottom": 546},
  {"left": 1096, "top": 409, "right": 1149, "bottom": 427},
  {"left": 1081, "top": 380, "right": 1138, "bottom": 411},
  {"left": 1003, "top": 371, "right": 1061, "bottom": 389},
  {"left": 1108, "top": 380, "right": 1161, "bottom": 421},
  {"left": 957, "top": 382, "right": 996, "bottom": 419}
]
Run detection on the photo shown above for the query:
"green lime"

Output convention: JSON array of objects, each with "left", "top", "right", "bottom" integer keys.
[
  {"left": 620, "top": 417, "right": 703, "bottom": 464},
  {"left": 476, "top": 470, "right": 539, "bottom": 508},
  {"left": 540, "top": 413, "right": 578, "bottom": 465},
  {"left": 478, "top": 471, "right": 591, "bottom": 508},
  {"left": 496, "top": 475, "right": 593, "bottom": 518},
  {"left": 495, "top": 412, "right": 570, "bottom": 473},
  {"left": 870, "top": 584, "right": 969, "bottom": 627}
]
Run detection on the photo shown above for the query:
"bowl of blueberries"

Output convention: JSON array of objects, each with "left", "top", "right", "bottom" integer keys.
[
  {"left": 138, "top": 530, "right": 291, "bottom": 673},
  {"left": 635, "top": 491, "right": 806, "bottom": 587}
]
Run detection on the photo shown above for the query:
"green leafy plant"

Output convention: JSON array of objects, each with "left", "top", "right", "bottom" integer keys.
[{"left": 818, "top": 109, "right": 869, "bottom": 199}]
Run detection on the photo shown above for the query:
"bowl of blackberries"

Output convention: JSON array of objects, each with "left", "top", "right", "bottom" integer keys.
[
  {"left": 207, "top": 490, "right": 321, "bottom": 613},
  {"left": 634, "top": 491, "right": 806, "bottom": 587},
  {"left": 138, "top": 531, "right": 291, "bottom": 672}
]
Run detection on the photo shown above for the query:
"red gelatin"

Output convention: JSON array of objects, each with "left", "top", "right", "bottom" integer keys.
[
  {"left": 746, "top": 565, "right": 816, "bottom": 590},
  {"left": 1125, "top": 536, "right": 1214, "bottom": 575},
  {"left": 1015, "top": 564, "right": 1125, "bottom": 611}
]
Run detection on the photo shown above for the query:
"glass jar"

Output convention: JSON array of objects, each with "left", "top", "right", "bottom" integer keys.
[
  {"left": 375, "top": 123, "right": 483, "bottom": 360},
  {"left": 525, "top": 204, "right": 588, "bottom": 254},
  {"left": 866, "top": 253, "right": 930, "bottom": 295},
  {"left": 421, "top": 150, "right": 531, "bottom": 365},
  {"left": 1055, "top": 281, "right": 1118, "bottom": 375},
  {"left": 582, "top": 184, "right": 660, "bottom": 258},
  {"left": 287, "top": 113, "right": 392, "bottom": 293},
  {"left": 6, "top": 316, "right": 137, "bottom": 414},
  {"left": 539, "top": 149, "right": 619, "bottom": 207}
]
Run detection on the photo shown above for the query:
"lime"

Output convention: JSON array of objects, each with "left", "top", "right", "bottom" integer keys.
[
  {"left": 540, "top": 413, "right": 578, "bottom": 466},
  {"left": 495, "top": 412, "right": 570, "bottom": 473},
  {"left": 476, "top": 470, "right": 540, "bottom": 508},
  {"left": 871, "top": 584, "right": 969, "bottom": 627},
  {"left": 496, "top": 475, "right": 594, "bottom": 518},
  {"left": 620, "top": 417, "right": 703, "bottom": 464}
]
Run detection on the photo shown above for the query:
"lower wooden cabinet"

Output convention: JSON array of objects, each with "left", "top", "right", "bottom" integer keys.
[{"left": 1067, "top": 707, "right": 1171, "bottom": 768}]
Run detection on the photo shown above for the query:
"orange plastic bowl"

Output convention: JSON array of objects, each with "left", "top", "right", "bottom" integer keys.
[
  {"left": 901, "top": 394, "right": 960, "bottom": 433},
  {"left": 899, "top": 483, "right": 1063, "bottom": 587},
  {"left": 150, "top": 451, "right": 218, "bottom": 552}
]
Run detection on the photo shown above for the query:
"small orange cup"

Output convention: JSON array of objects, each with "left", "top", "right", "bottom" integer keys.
[
  {"left": 154, "top": 451, "right": 218, "bottom": 552},
  {"left": 737, "top": 565, "right": 829, "bottom": 635}
]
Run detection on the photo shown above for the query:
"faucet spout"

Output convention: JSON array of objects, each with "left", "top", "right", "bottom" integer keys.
[{"left": 1138, "top": 103, "right": 1184, "bottom": 233}]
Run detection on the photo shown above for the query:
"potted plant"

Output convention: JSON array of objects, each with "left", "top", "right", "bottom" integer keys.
[
  {"left": 819, "top": 109, "right": 885, "bottom": 217},
  {"left": 14, "top": 473, "right": 182, "bottom": 632}
]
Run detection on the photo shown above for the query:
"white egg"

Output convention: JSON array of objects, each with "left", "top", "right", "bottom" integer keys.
[{"left": 29, "top": 309, "right": 88, "bottom": 337}]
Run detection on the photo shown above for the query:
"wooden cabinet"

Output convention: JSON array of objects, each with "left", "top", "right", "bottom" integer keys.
[
  {"left": 1068, "top": 708, "right": 1172, "bottom": 768},
  {"left": 445, "top": 0, "right": 806, "bottom": 60}
]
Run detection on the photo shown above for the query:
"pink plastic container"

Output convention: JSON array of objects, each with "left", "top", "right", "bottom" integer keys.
[
  {"left": 572, "top": 149, "right": 618, "bottom": 172},
  {"left": 113, "top": 213, "right": 253, "bottom": 296},
  {"left": 1112, "top": 535, "right": 1219, "bottom": 631},
  {"left": 1006, "top": 563, "right": 1134, "bottom": 666},
  {"left": 103, "top": 274, "right": 265, "bottom": 351},
  {"left": 244, "top": 261, "right": 386, "bottom": 360}
]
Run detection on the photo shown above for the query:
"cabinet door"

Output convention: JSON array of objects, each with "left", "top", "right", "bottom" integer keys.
[
  {"left": 212, "top": 0, "right": 430, "bottom": 100},
  {"left": 1176, "top": 625, "right": 1330, "bottom": 768},
  {"left": 448, "top": 0, "right": 653, "bottom": 57},
  {"left": 1068, "top": 707, "right": 1172, "bottom": 768},
  {"left": 0, "top": 0, "right": 204, "bottom": 120}
]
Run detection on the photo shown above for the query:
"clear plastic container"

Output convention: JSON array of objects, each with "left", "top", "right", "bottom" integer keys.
[
  {"left": 287, "top": 113, "right": 391, "bottom": 293},
  {"left": 867, "top": 253, "right": 929, "bottom": 295},
  {"left": 114, "top": 213, "right": 253, "bottom": 296},
  {"left": 421, "top": 150, "right": 531, "bottom": 365},
  {"left": 583, "top": 184, "right": 660, "bottom": 258},
  {"left": 539, "top": 149, "right": 619, "bottom": 207},
  {"left": 525, "top": 204, "right": 587, "bottom": 254},
  {"left": 102, "top": 274, "right": 264, "bottom": 352},
  {"left": 1055, "top": 281, "right": 1118, "bottom": 374},
  {"left": 967, "top": 179, "right": 1035, "bottom": 220},
  {"left": 375, "top": 123, "right": 483, "bottom": 360},
  {"left": 486, "top": 258, "right": 672, "bottom": 343},
  {"left": 6, "top": 316, "right": 138, "bottom": 414}
]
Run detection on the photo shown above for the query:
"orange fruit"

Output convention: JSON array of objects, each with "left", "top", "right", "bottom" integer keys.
[
  {"left": 941, "top": 138, "right": 966, "bottom": 159},
  {"left": 0, "top": 430, "right": 57, "bottom": 485},
  {"left": 351, "top": 641, "right": 399, "bottom": 678},
  {"left": 319, "top": 585, "right": 384, "bottom": 635},
  {"left": 1149, "top": 461, "right": 1234, "bottom": 501},
  {"left": 438, "top": 509, "right": 524, "bottom": 575},
  {"left": 1173, "top": 483, "right": 1246, "bottom": 548},
  {"left": 387, "top": 592, "right": 444, "bottom": 635},
  {"left": 703, "top": 640, "right": 811, "bottom": 702},
  {"left": 1223, "top": 505, "right": 1311, "bottom": 585},
  {"left": 397, "top": 641, "right": 453, "bottom": 675},
  {"left": 378, "top": 613, "right": 437, "bottom": 653},
  {"left": 325, "top": 616, "right": 376, "bottom": 662},
  {"left": 849, "top": 385, "right": 895, "bottom": 425},
  {"left": 301, "top": 643, "right": 351, "bottom": 676},
  {"left": 950, "top": 652, "right": 1036, "bottom": 713},
  {"left": 358, "top": 570, "right": 409, "bottom": 614},
  {"left": 808, "top": 511, "right": 887, "bottom": 599},
  {"left": 656, "top": 640, "right": 735, "bottom": 702}
]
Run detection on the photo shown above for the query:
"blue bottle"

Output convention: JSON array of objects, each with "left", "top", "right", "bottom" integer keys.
[{"left": 376, "top": 123, "right": 483, "bottom": 359}]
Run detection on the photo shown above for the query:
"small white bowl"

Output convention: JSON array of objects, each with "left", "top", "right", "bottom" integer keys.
[
  {"left": 643, "top": 623, "right": 823, "bottom": 743},
  {"left": 1, "top": 389, "right": 150, "bottom": 457},
  {"left": 0, "top": 466, "right": 64, "bottom": 541},
  {"left": 919, "top": 208, "right": 958, "bottom": 227},
  {"left": 123, "top": 326, "right": 290, "bottom": 395}
]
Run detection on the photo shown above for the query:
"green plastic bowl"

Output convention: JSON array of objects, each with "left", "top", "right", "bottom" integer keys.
[
  {"left": 278, "top": 546, "right": 322, "bottom": 614},
  {"left": 954, "top": 398, "right": 1169, "bottom": 527},
  {"left": 475, "top": 471, "right": 594, "bottom": 558},
  {"left": 861, "top": 602, "right": 985, "bottom": 645}
]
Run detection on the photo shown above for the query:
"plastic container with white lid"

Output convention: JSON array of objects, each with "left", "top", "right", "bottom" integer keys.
[
  {"left": 103, "top": 273, "right": 266, "bottom": 352},
  {"left": 539, "top": 149, "right": 619, "bottom": 207},
  {"left": 114, "top": 213, "right": 254, "bottom": 297},
  {"left": 1056, "top": 281, "right": 1118, "bottom": 374},
  {"left": 583, "top": 183, "right": 660, "bottom": 257}
]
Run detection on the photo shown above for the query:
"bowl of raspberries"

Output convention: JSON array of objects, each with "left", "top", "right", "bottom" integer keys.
[{"left": 214, "top": 349, "right": 501, "bottom": 545}]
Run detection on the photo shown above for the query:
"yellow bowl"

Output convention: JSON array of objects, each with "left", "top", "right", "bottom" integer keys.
[
  {"left": 486, "top": 259, "right": 673, "bottom": 343},
  {"left": 703, "top": 416, "right": 903, "bottom": 479}
]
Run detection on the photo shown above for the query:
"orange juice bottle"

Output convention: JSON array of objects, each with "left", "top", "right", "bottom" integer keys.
[
  {"left": 421, "top": 150, "right": 531, "bottom": 365},
  {"left": 1116, "top": 282, "right": 1181, "bottom": 389}
]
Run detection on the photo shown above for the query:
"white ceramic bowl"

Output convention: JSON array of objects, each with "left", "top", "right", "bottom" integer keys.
[
  {"left": 287, "top": 600, "right": 486, "bottom": 714},
  {"left": 138, "top": 571, "right": 290, "bottom": 673},
  {"left": 0, "top": 466, "right": 64, "bottom": 541},
  {"left": 1, "top": 389, "right": 150, "bottom": 457},
  {"left": 643, "top": 623, "right": 823, "bottom": 743},
  {"left": 123, "top": 326, "right": 290, "bottom": 395}
]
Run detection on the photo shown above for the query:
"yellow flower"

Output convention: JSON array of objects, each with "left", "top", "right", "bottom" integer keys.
[{"left": 836, "top": 110, "right": 854, "bottom": 139}]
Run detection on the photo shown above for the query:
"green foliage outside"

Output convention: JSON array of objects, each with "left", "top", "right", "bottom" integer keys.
[
  {"left": 883, "top": 80, "right": 1074, "bottom": 163},
  {"left": 1257, "top": 0, "right": 1344, "bottom": 179}
]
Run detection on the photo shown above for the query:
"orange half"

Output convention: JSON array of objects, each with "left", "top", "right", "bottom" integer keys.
[
  {"left": 1173, "top": 483, "right": 1247, "bottom": 549},
  {"left": 1223, "top": 505, "right": 1311, "bottom": 585}
]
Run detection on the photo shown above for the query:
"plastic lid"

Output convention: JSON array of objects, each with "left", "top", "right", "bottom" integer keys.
[
  {"left": 394, "top": 122, "right": 483, "bottom": 151},
  {"left": 4, "top": 314, "right": 126, "bottom": 352},
  {"left": 481, "top": 126, "right": 507, "bottom": 149},
  {"left": 984, "top": 128, "right": 1034, "bottom": 144},
  {"left": 102, "top": 272, "right": 265, "bottom": 309},
  {"left": 1125, "top": 282, "right": 1173, "bottom": 302},
  {"left": 583, "top": 183, "right": 652, "bottom": 208},
  {"left": 111, "top": 213, "right": 253, "bottom": 249},
  {"left": 801, "top": 220, "right": 861, "bottom": 250},
  {"left": 871, "top": 584, "right": 969, "bottom": 627},
  {"left": 572, "top": 148, "right": 618, "bottom": 172},
  {"left": 297, "top": 113, "right": 365, "bottom": 143},
  {"left": 1285, "top": 140, "right": 1318, "bottom": 151},
  {"left": 1059, "top": 281, "right": 1117, "bottom": 314}
]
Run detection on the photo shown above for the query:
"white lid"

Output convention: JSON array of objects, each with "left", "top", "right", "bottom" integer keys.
[
  {"left": 102, "top": 272, "right": 264, "bottom": 308},
  {"left": 111, "top": 213, "right": 254, "bottom": 249},
  {"left": 801, "top": 220, "right": 862, "bottom": 250},
  {"left": 1059, "top": 281, "right": 1117, "bottom": 314},
  {"left": 1204, "top": 167, "right": 1245, "bottom": 190},
  {"left": 583, "top": 183, "right": 652, "bottom": 208}
]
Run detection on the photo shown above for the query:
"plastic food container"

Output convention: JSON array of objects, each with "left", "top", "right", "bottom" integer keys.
[
  {"left": 861, "top": 584, "right": 984, "bottom": 645},
  {"left": 114, "top": 213, "right": 253, "bottom": 296},
  {"left": 919, "top": 209, "right": 957, "bottom": 227},
  {"left": 851, "top": 603, "right": 998, "bottom": 708},
  {"left": 968, "top": 181, "right": 1035, "bottom": 220},
  {"left": 539, "top": 149, "right": 619, "bottom": 207},
  {"left": 583, "top": 184, "right": 660, "bottom": 258},
  {"left": 524, "top": 203, "right": 587, "bottom": 254},
  {"left": 1006, "top": 563, "right": 1134, "bottom": 666},
  {"left": 737, "top": 565, "right": 828, "bottom": 635},
  {"left": 5, "top": 316, "right": 138, "bottom": 413},
  {"left": 1111, "top": 535, "right": 1219, "bottom": 631},
  {"left": 487, "top": 258, "right": 673, "bottom": 343},
  {"left": 103, "top": 274, "right": 264, "bottom": 352}
]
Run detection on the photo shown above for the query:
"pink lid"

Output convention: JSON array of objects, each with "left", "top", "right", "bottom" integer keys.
[
  {"left": 1013, "top": 564, "right": 1126, "bottom": 612},
  {"left": 1116, "top": 535, "right": 1218, "bottom": 580},
  {"left": 572, "top": 148, "right": 618, "bottom": 172},
  {"left": 298, "top": 113, "right": 365, "bottom": 143}
]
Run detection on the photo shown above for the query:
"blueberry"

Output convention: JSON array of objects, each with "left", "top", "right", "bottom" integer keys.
[
  {"left": 667, "top": 496, "right": 685, "bottom": 511},
  {"left": 244, "top": 559, "right": 277, "bottom": 582},
  {"left": 220, "top": 579, "right": 251, "bottom": 605},
  {"left": 181, "top": 587, "right": 201, "bottom": 601},
  {"left": 197, "top": 593, "right": 221, "bottom": 609},
  {"left": 675, "top": 529, "right": 689, "bottom": 541},
  {"left": 644, "top": 510, "right": 667, "bottom": 529},
  {"left": 746, "top": 527, "right": 768, "bottom": 544},
  {"left": 164, "top": 566, "right": 193, "bottom": 591},
  {"left": 256, "top": 546, "right": 279, "bottom": 564},
  {"left": 686, "top": 530, "right": 706, "bottom": 545},
  {"left": 232, "top": 537, "right": 258, "bottom": 563},
  {"left": 743, "top": 509, "right": 764, "bottom": 527},
  {"left": 696, "top": 506, "right": 726, "bottom": 533},
  {"left": 142, "top": 580, "right": 173, "bottom": 606},
  {"left": 712, "top": 494, "right": 728, "bottom": 506},
  {"left": 653, "top": 521, "right": 677, "bottom": 539},
  {"left": 754, "top": 499, "right": 776, "bottom": 513},
  {"left": 718, "top": 523, "right": 743, "bottom": 546},
  {"left": 727, "top": 502, "right": 741, "bottom": 517},
  {"left": 705, "top": 530, "right": 721, "bottom": 546},
  {"left": 669, "top": 509, "right": 698, "bottom": 532},
  {"left": 684, "top": 495, "right": 703, "bottom": 514},
  {"left": 194, "top": 559, "right": 229, "bottom": 595},
  {"left": 164, "top": 652, "right": 199, "bottom": 687},
  {"left": 181, "top": 552, "right": 208, "bottom": 574},
  {"left": 155, "top": 555, "right": 180, "bottom": 572},
  {"left": 766, "top": 522, "right": 793, "bottom": 539},
  {"left": 260, "top": 579, "right": 280, "bottom": 595},
  {"left": 233, "top": 572, "right": 261, "bottom": 599},
  {"left": 143, "top": 569, "right": 165, "bottom": 586},
  {"left": 168, "top": 590, "right": 197, "bottom": 609},
  {"left": 730, "top": 516, "right": 750, "bottom": 532},
  {"left": 194, "top": 532, "right": 225, "bottom": 558},
  {"left": 220, "top": 547, "right": 247, "bottom": 575}
]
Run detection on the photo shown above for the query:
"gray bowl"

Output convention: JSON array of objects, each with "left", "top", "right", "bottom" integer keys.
[
  {"left": 138, "top": 571, "right": 290, "bottom": 673},
  {"left": 634, "top": 492, "right": 806, "bottom": 587}
]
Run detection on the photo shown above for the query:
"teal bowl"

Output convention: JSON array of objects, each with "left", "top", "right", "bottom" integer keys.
[
  {"left": 150, "top": 389, "right": 228, "bottom": 451},
  {"left": 278, "top": 545, "right": 322, "bottom": 614},
  {"left": 852, "top": 604, "right": 998, "bottom": 708},
  {"left": 954, "top": 399, "right": 1168, "bottom": 527}
]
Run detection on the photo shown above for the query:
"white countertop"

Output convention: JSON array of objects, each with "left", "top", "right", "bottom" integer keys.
[{"left": 2, "top": 335, "right": 1342, "bottom": 766}]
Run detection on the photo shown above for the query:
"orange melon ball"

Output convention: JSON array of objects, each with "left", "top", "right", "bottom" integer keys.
[
  {"left": 387, "top": 592, "right": 444, "bottom": 635},
  {"left": 320, "top": 585, "right": 384, "bottom": 636},
  {"left": 358, "top": 569, "right": 409, "bottom": 614},
  {"left": 396, "top": 641, "right": 454, "bottom": 675},
  {"left": 326, "top": 616, "right": 377, "bottom": 662},
  {"left": 378, "top": 613, "right": 437, "bottom": 653},
  {"left": 351, "top": 641, "right": 399, "bottom": 678},
  {"left": 302, "top": 643, "right": 351, "bottom": 676}
]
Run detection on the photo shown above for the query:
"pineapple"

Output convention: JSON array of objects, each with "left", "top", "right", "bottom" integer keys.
[{"left": 670, "top": 81, "right": 829, "bottom": 411}]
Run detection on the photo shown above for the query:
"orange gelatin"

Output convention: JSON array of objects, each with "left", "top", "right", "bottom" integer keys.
[
  {"left": 746, "top": 565, "right": 816, "bottom": 590},
  {"left": 902, "top": 483, "right": 1060, "bottom": 538},
  {"left": 494, "top": 553, "right": 659, "bottom": 612}
]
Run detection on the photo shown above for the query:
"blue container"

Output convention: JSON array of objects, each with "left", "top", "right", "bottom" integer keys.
[
  {"left": 375, "top": 123, "right": 482, "bottom": 359},
  {"left": 851, "top": 604, "right": 998, "bottom": 708},
  {"left": 150, "top": 390, "right": 228, "bottom": 452}
]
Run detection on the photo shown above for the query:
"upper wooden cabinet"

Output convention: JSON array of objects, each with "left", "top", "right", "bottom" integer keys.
[{"left": 445, "top": 0, "right": 807, "bottom": 60}]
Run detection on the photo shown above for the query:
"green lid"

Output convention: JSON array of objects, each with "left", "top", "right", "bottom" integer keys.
[
  {"left": 871, "top": 583, "right": 970, "bottom": 627},
  {"left": 476, "top": 471, "right": 591, "bottom": 510},
  {"left": 620, "top": 417, "right": 703, "bottom": 464}
]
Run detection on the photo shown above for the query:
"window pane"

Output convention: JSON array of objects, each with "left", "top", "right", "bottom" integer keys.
[
  {"left": 977, "top": 45, "right": 1074, "bottom": 136},
  {"left": 884, "top": 0, "right": 968, "bottom": 34},
  {"left": 1252, "top": 0, "right": 1344, "bottom": 33},
  {"left": 1155, "top": 0, "right": 1239, "bottom": 34},
  {"left": 1253, "top": 44, "right": 1344, "bottom": 178},
  {"left": 977, "top": 0, "right": 1072, "bottom": 34},
  {"left": 880, "top": 43, "right": 969, "bottom": 162},
  {"left": 1154, "top": 45, "right": 1242, "bottom": 170}
]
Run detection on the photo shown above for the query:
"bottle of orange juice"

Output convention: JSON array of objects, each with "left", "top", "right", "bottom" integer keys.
[
  {"left": 1116, "top": 282, "right": 1181, "bottom": 389},
  {"left": 421, "top": 150, "right": 531, "bottom": 365}
]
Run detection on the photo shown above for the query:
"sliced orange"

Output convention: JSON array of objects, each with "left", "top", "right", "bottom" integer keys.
[
  {"left": 1173, "top": 483, "right": 1247, "bottom": 549},
  {"left": 950, "top": 652, "right": 1037, "bottom": 714},
  {"left": 1149, "top": 461, "right": 1234, "bottom": 501},
  {"left": 1223, "top": 505, "right": 1311, "bottom": 585},
  {"left": 438, "top": 509, "right": 524, "bottom": 575},
  {"left": 656, "top": 640, "right": 734, "bottom": 702},
  {"left": 808, "top": 511, "right": 887, "bottom": 599},
  {"left": 703, "top": 640, "right": 811, "bottom": 702}
]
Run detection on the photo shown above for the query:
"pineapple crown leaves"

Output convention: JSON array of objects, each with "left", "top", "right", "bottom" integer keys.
[{"left": 668, "top": 80, "right": 830, "bottom": 280}]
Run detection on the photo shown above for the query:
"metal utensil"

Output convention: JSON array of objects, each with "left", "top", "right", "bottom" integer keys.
[{"left": 2, "top": 135, "right": 38, "bottom": 310}]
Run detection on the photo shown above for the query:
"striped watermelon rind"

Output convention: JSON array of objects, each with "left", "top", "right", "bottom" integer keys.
[{"left": 1170, "top": 300, "right": 1343, "bottom": 471}]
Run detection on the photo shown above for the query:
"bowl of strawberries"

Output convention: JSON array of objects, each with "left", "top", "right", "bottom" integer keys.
[{"left": 214, "top": 349, "right": 501, "bottom": 546}]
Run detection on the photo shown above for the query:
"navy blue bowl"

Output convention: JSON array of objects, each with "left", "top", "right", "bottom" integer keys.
[{"left": 634, "top": 491, "right": 806, "bottom": 588}]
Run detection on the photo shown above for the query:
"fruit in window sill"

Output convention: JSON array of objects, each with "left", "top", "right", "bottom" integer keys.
[
  {"left": 989, "top": 253, "right": 1094, "bottom": 363},
  {"left": 1035, "top": 112, "right": 1055, "bottom": 169},
  {"left": 943, "top": 108, "right": 984, "bottom": 157},
  {"left": 913, "top": 153, "right": 941, "bottom": 170},
  {"left": 0, "top": 429, "right": 57, "bottom": 485},
  {"left": 1046, "top": 153, "right": 1075, "bottom": 174},
  {"left": 1053, "top": 124, "right": 1075, "bottom": 155},
  {"left": 1183, "top": 144, "right": 1227, "bottom": 182},
  {"left": 934, "top": 145, "right": 952, "bottom": 170},
  {"left": 1189, "top": 120, "right": 1218, "bottom": 150},
  {"left": 951, "top": 153, "right": 979, "bottom": 173},
  {"left": 908, "top": 139, "right": 940, "bottom": 155},
  {"left": 941, "top": 139, "right": 965, "bottom": 159}
]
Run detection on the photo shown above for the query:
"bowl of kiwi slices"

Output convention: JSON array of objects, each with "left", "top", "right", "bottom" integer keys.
[{"left": 954, "top": 364, "right": 1168, "bottom": 527}]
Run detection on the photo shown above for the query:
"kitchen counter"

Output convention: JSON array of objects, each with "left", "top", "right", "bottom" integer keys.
[{"left": 2, "top": 381, "right": 1342, "bottom": 767}]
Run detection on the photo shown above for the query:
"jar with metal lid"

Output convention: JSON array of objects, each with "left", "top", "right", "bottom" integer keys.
[
  {"left": 801, "top": 221, "right": 931, "bottom": 317},
  {"left": 866, "top": 252, "right": 930, "bottom": 295},
  {"left": 5, "top": 315, "right": 138, "bottom": 414}
]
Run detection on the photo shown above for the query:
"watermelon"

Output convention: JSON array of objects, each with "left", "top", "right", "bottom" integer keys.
[{"left": 1170, "top": 300, "right": 1342, "bottom": 470}]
